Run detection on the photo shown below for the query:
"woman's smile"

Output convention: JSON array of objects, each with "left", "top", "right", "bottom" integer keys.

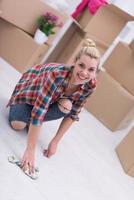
[{"left": 77, "top": 73, "right": 88, "bottom": 81}]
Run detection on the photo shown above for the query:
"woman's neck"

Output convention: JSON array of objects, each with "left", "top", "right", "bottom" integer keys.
[{"left": 68, "top": 79, "right": 78, "bottom": 89}]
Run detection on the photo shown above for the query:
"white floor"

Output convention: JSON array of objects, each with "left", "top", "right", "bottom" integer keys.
[
  {"left": 0, "top": 57, "right": 134, "bottom": 200},
  {"left": 0, "top": 1, "right": 134, "bottom": 199}
]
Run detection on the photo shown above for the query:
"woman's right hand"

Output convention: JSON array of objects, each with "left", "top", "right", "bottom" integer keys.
[{"left": 21, "top": 148, "right": 35, "bottom": 174}]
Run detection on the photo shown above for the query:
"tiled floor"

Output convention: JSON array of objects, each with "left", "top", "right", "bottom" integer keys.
[{"left": 0, "top": 56, "right": 134, "bottom": 200}]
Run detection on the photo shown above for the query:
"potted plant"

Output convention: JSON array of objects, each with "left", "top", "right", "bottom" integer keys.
[{"left": 34, "top": 12, "right": 63, "bottom": 44}]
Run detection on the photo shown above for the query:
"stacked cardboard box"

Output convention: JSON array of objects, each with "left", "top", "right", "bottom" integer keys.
[
  {"left": 84, "top": 4, "right": 133, "bottom": 53},
  {"left": 0, "top": 0, "right": 68, "bottom": 72},
  {"left": 85, "top": 40, "right": 134, "bottom": 131},
  {"left": 0, "top": 0, "right": 67, "bottom": 44},
  {"left": 70, "top": 4, "right": 134, "bottom": 59},
  {"left": 116, "top": 127, "right": 134, "bottom": 177},
  {"left": 46, "top": 4, "right": 134, "bottom": 64},
  {"left": 0, "top": 18, "right": 49, "bottom": 72},
  {"left": 84, "top": 71, "right": 134, "bottom": 131},
  {"left": 103, "top": 41, "right": 134, "bottom": 96}
]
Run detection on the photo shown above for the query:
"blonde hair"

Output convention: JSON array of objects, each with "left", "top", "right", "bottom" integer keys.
[{"left": 74, "top": 38, "right": 101, "bottom": 66}]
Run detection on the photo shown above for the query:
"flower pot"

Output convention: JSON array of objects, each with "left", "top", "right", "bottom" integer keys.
[{"left": 34, "top": 29, "right": 48, "bottom": 44}]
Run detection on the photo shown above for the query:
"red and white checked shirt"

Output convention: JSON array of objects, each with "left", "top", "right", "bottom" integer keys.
[{"left": 7, "top": 63, "right": 96, "bottom": 125}]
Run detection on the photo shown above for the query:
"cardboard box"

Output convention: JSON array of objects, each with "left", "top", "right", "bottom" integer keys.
[
  {"left": 46, "top": 20, "right": 86, "bottom": 63},
  {"left": 103, "top": 41, "right": 134, "bottom": 96},
  {"left": 85, "top": 4, "right": 134, "bottom": 52},
  {"left": 46, "top": 24, "right": 107, "bottom": 64},
  {"left": 0, "top": 18, "right": 49, "bottom": 73},
  {"left": 76, "top": 7, "right": 93, "bottom": 29},
  {"left": 84, "top": 71, "right": 134, "bottom": 131},
  {"left": 0, "top": 0, "right": 68, "bottom": 43},
  {"left": 116, "top": 127, "right": 134, "bottom": 177},
  {"left": 66, "top": 32, "right": 108, "bottom": 64},
  {"left": 46, "top": 4, "right": 134, "bottom": 64},
  {"left": 130, "top": 39, "right": 134, "bottom": 51}
]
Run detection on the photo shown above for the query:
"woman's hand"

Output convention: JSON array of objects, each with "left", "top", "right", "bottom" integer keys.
[
  {"left": 21, "top": 148, "right": 35, "bottom": 174},
  {"left": 43, "top": 139, "right": 58, "bottom": 158},
  {"left": 20, "top": 123, "right": 42, "bottom": 174}
]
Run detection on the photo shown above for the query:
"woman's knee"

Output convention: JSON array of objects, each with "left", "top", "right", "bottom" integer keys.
[
  {"left": 10, "top": 121, "right": 27, "bottom": 130},
  {"left": 58, "top": 99, "right": 72, "bottom": 114}
]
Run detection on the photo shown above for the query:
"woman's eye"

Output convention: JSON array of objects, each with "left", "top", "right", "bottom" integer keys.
[
  {"left": 79, "top": 63, "right": 84, "bottom": 68},
  {"left": 89, "top": 68, "right": 95, "bottom": 72}
]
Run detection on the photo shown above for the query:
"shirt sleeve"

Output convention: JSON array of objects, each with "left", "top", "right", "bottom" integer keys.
[
  {"left": 65, "top": 91, "right": 94, "bottom": 121},
  {"left": 30, "top": 72, "right": 59, "bottom": 126}
]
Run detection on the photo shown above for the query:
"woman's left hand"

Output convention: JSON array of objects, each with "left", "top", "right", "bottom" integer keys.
[{"left": 43, "top": 139, "right": 58, "bottom": 158}]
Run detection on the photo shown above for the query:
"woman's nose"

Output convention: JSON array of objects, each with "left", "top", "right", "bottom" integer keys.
[{"left": 81, "top": 70, "right": 89, "bottom": 76}]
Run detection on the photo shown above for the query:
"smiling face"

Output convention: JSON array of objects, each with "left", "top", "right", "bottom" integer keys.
[{"left": 70, "top": 54, "right": 99, "bottom": 85}]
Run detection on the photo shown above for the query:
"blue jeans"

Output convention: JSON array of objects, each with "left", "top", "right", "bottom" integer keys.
[{"left": 9, "top": 103, "right": 67, "bottom": 125}]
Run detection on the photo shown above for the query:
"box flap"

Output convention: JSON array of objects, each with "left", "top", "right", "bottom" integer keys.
[
  {"left": 85, "top": 4, "right": 134, "bottom": 47},
  {"left": 108, "top": 4, "right": 134, "bottom": 21}
]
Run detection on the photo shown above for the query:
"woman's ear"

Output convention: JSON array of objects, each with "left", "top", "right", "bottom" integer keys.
[
  {"left": 71, "top": 60, "right": 76, "bottom": 66},
  {"left": 73, "top": 58, "right": 77, "bottom": 63}
]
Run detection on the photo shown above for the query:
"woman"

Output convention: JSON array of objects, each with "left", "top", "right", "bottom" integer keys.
[{"left": 7, "top": 38, "right": 101, "bottom": 174}]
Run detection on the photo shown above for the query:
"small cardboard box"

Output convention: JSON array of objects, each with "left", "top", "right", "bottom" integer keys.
[
  {"left": 0, "top": 18, "right": 49, "bottom": 73},
  {"left": 116, "top": 127, "right": 134, "bottom": 177},
  {"left": 0, "top": 0, "right": 68, "bottom": 43},
  {"left": 84, "top": 71, "right": 134, "bottom": 131},
  {"left": 103, "top": 41, "right": 134, "bottom": 96},
  {"left": 85, "top": 4, "right": 134, "bottom": 52}
]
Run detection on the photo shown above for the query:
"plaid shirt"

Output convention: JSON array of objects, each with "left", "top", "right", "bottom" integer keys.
[{"left": 7, "top": 63, "right": 96, "bottom": 125}]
